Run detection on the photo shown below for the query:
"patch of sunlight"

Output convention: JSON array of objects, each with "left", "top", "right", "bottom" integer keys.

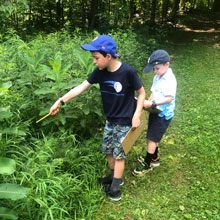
[
  {"left": 213, "top": 43, "right": 220, "bottom": 49},
  {"left": 168, "top": 139, "right": 175, "bottom": 145}
]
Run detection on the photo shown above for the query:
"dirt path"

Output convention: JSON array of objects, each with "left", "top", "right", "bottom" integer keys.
[{"left": 166, "top": 14, "right": 220, "bottom": 45}]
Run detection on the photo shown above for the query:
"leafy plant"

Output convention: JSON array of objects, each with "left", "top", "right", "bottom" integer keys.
[{"left": 0, "top": 157, "right": 29, "bottom": 220}]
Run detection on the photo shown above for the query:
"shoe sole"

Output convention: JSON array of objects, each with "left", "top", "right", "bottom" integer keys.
[
  {"left": 152, "top": 163, "right": 160, "bottom": 167},
  {"left": 110, "top": 196, "right": 121, "bottom": 201}
]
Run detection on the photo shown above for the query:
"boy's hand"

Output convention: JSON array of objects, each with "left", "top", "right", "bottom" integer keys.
[
  {"left": 131, "top": 113, "right": 140, "bottom": 130},
  {"left": 143, "top": 100, "right": 153, "bottom": 109},
  {"left": 50, "top": 100, "right": 61, "bottom": 115}
]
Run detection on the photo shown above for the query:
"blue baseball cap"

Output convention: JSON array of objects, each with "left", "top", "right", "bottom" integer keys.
[
  {"left": 143, "top": 49, "right": 170, "bottom": 73},
  {"left": 81, "top": 35, "right": 119, "bottom": 57}
]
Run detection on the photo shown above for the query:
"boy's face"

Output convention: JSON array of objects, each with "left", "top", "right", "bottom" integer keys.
[
  {"left": 91, "top": 51, "right": 111, "bottom": 70},
  {"left": 153, "top": 62, "right": 169, "bottom": 76}
]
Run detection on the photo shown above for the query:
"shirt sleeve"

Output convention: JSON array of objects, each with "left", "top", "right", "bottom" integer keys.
[
  {"left": 129, "top": 67, "right": 143, "bottom": 90},
  {"left": 87, "top": 68, "right": 99, "bottom": 84},
  {"left": 163, "top": 76, "right": 177, "bottom": 97}
]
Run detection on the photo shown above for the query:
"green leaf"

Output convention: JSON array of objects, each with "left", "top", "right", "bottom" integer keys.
[
  {"left": 0, "top": 158, "right": 16, "bottom": 175},
  {"left": 73, "top": 49, "right": 87, "bottom": 68},
  {"left": 22, "top": 54, "right": 35, "bottom": 66},
  {"left": 35, "top": 51, "right": 47, "bottom": 67},
  {"left": 184, "top": 214, "right": 192, "bottom": 219},
  {"left": 1, "top": 128, "right": 26, "bottom": 136},
  {"left": 0, "top": 183, "right": 29, "bottom": 200},
  {"left": 62, "top": 79, "right": 82, "bottom": 90},
  {"left": 60, "top": 63, "right": 72, "bottom": 74},
  {"left": 179, "top": 205, "right": 185, "bottom": 211},
  {"left": 0, "top": 207, "right": 18, "bottom": 220},
  {"left": 87, "top": 62, "right": 95, "bottom": 75},
  {"left": 0, "top": 111, "right": 13, "bottom": 120},
  {"left": 82, "top": 105, "right": 90, "bottom": 115},
  {"left": 49, "top": 61, "right": 61, "bottom": 74},
  {"left": 0, "top": 88, "right": 8, "bottom": 92},
  {"left": 34, "top": 87, "right": 53, "bottom": 95},
  {"left": 0, "top": 81, "right": 12, "bottom": 89}
]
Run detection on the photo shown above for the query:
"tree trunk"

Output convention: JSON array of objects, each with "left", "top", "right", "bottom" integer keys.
[
  {"left": 169, "top": 0, "right": 180, "bottom": 23},
  {"left": 162, "top": 0, "right": 169, "bottom": 23},
  {"left": 88, "top": 0, "right": 99, "bottom": 28},
  {"left": 56, "top": 0, "right": 62, "bottom": 27},
  {"left": 213, "top": 0, "right": 220, "bottom": 11},
  {"left": 29, "top": 0, "right": 32, "bottom": 22},
  {"left": 47, "top": 0, "right": 52, "bottom": 24},
  {"left": 129, "top": 0, "right": 136, "bottom": 22},
  {"left": 150, "top": 0, "right": 157, "bottom": 25}
]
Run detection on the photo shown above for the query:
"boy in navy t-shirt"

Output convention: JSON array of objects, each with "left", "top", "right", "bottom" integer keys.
[{"left": 50, "top": 35, "right": 145, "bottom": 201}]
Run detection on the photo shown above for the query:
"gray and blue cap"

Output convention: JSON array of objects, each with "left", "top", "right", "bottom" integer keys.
[{"left": 143, "top": 49, "right": 170, "bottom": 73}]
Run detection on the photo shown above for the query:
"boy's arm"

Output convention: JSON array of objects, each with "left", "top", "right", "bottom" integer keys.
[
  {"left": 144, "top": 94, "right": 172, "bottom": 108},
  {"left": 50, "top": 80, "right": 91, "bottom": 115},
  {"left": 153, "top": 96, "right": 172, "bottom": 106},
  {"left": 148, "top": 92, "right": 154, "bottom": 101},
  {"left": 132, "top": 86, "right": 145, "bottom": 129}
]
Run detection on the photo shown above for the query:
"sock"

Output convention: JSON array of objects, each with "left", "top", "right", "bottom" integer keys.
[
  {"left": 110, "top": 169, "right": 114, "bottom": 178},
  {"left": 144, "top": 152, "right": 154, "bottom": 166},
  {"left": 153, "top": 147, "right": 158, "bottom": 159},
  {"left": 110, "top": 177, "right": 122, "bottom": 192}
]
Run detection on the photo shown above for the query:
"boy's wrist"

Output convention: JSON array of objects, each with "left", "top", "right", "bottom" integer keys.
[
  {"left": 151, "top": 100, "right": 157, "bottom": 108},
  {"left": 59, "top": 98, "right": 65, "bottom": 105}
]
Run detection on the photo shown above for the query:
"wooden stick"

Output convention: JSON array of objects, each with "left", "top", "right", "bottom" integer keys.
[{"left": 36, "top": 113, "right": 50, "bottom": 123}]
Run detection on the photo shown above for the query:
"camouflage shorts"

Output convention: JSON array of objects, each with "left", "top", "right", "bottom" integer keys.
[{"left": 102, "top": 122, "right": 131, "bottom": 160}]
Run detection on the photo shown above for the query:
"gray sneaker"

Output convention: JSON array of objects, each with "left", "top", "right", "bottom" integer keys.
[{"left": 109, "top": 189, "right": 121, "bottom": 201}]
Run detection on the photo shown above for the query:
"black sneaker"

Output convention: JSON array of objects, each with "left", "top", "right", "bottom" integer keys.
[
  {"left": 99, "top": 175, "right": 112, "bottom": 185},
  {"left": 138, "top": 156, "right": 160, "bottom": 167},
  {"left": 109, "top": 189, "right": 121, "bottom": 201},
  {"left": 132, "top": 162, "right": 153, "bottom": 177},
  {"left": 103, "top": 184, "right": 111, "bottom": 194}
]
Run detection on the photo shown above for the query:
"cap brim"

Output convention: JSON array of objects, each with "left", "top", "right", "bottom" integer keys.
[
  {"left": 143, "top": 64, "right": 154, "bottom": 73},
  {"left": 81, "top": 44, "right": 98, "bottom": 51}
]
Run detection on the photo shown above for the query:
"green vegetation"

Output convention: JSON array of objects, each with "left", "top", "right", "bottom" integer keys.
[
  {"left": 0, "top": 0, "right": 220, "bottom": 33},
  {"left": 0, "top": 11, "right": 219, "bottom": 220}
]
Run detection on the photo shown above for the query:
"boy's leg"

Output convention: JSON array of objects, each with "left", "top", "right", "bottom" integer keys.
[
  {"left": 134, "top": 114, "right": 171, "bottom": 176},
  {"left": 113, "top": 159, "right": 124, "bottom": 178},
  {"left": 100, "top": 122, "right": 130, "bottom": 201},
  {"left": 109, "top": 159, "right": 124, "bottom": 201},
  {"left": 99, "top": 123, "right": 115, "bottom": 185},
  {"left": 144, "top": 139, "right": 158, "bottom": 166},
  {"left": 153, "top": 145, "right": 159, "bottom": 159},
  {"left": 106, "top": 154, "right": 115, "bottom": 170},
  {"left": 132, "top": 141, "right": 153, "bottom": 176},
  {"left": 99, "top": 154, "right": 114, "bottom": 185},
  {"left": 109, "top": 124, "right": 130, "bottom": 201}
]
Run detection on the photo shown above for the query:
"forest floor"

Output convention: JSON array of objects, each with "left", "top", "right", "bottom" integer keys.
[{"left": 97, "top": 14, "right": 220, "bottom": 220}]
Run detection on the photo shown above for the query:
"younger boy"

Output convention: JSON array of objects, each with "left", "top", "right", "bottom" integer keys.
[
  {"left": 50, "top": 35, "right": 145, "bottom": 200},
  {"left": 132, "top": 49, "right": 177, "bottom": 176}
]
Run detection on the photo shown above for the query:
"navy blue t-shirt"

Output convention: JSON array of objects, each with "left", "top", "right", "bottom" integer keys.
[{"left": 87, "top": 63, "right": 143, "bottom": 125}]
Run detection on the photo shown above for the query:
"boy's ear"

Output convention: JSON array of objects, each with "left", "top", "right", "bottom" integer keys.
[
  {"left": 165, "top": 62, "right": 170, "bottom": 67},
  {"left": 106, "top": 53, "right": 112, "bottom": 60}
]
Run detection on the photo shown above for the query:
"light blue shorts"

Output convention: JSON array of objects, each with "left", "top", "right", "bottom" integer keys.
[{"left": 102, "top": 122, "right": 131, "bottom": 160}]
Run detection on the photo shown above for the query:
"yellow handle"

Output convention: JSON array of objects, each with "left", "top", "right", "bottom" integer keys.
[{"left": 36, "top": 113, "right": 50, "bottom": 123}]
